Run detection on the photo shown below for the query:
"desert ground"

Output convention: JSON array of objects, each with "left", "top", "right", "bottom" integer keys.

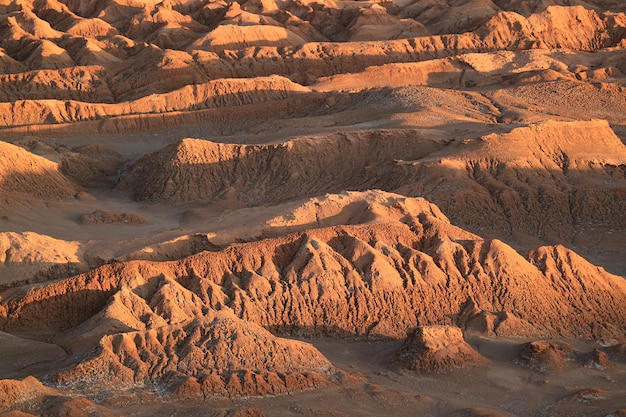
[{"left": 1, "top": 0, "right": 626, "bottom": 415}]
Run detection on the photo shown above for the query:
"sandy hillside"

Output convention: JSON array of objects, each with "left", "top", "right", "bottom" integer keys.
[{"left": 1, "top": 0, "right": 626, "bottom": 416}]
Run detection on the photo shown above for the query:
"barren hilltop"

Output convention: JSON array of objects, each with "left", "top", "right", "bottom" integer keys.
[{"left": 1, "top": 0, "right": 626, "bottom": 416}]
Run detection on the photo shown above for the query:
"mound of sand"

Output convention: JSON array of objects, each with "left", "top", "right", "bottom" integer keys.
[
  {"left": 397, "top": 326, "right": 487, "bottom": 372},
  {"left": 264, "top": 190, "right": 446, "bottom": 231},
  {"left": 340, "top": 5, "right": 430, "bottom": 41},
  {"left": 191, "top": 24, "right": 307, "bottom": 51}
]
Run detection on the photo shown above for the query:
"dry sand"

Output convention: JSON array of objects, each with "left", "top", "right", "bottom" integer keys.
[{"left": 1, "top": 0, "right": 626, "bottom": 415}]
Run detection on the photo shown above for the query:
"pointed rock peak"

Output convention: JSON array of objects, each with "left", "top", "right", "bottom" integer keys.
[
  {"left": 106, "top": 286, "right": 167, "bottom": 330},
  {"left": 148, "top": 275, "right": 208, "bottom": 324}
]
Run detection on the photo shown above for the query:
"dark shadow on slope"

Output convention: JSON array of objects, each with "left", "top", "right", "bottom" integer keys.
[
  {"left": 0, "top": 288, "right": 114, "bottom": 334},
  {"left": 0, "top": 261, "right": 85, "bottom": 291},
  {"left": 113, "top": 122, "right": 626, "bottom": 276},
  {"left": 0, "top": 170, "right": 76, "bottom": 201},
  {"left": 118, "top": 128, "right": 443, "bottom": 204}
]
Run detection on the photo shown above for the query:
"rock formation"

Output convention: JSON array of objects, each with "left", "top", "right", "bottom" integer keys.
[
  {"left": 397, "top": 325, "right": 487, "bottom": 372},
  {"left": 0, "top": 231, "right": 84, "bottom": 287},
  {"left": 78, "top": 210, "right": 146, "bottom": 225},
  {"left": 514, "top": 340, "right": 579, "bottom": 373},
  {"left": 0, "top": 376, "right": 57, "bottom": 410},
  {"left": 1, "top": 0, "right": 625, "bottom": 415},
  {"left": 0, "top": 1, "right": 625, "bottom": 133},
  {"left": 55, "top": 310, "right": 347, "bottom": 398},
  {"left": 116, "top": 120, "right": 626, "bottom": 248},
  {"left": 1, "top": 192, "right": 624, "bottom": 343}
]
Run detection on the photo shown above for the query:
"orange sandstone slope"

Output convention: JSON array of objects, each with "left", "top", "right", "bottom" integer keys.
[
  {"left": 405, "top": 119, "right": 626, "bottom": 242},
  {"left": 1, "top": 192, "right": 624, "bottom": 350},
  {"left": 0, "top": 140, "right": 76, "bottom": 200},
  {"left": 0, "top": 0, "right": 625, "bottom": 405},
  {"left": 0, "top": 191, "right": 624, "bottom": 398},
  {"left": 0, "top": 2, "right": 625, "bottom": 134},
  {"left": 54, "top": 310, "right": 349, "bottom": 398},
  {"left": 119, "top": 120, "right": 626, "bottom": 244}
]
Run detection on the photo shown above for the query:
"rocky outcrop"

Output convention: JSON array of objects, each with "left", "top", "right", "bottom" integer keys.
[
  {"left": 1, "top": 193, "right": 625, "bottom": 342},
  {"left": 397, "top": 326, "right": 487, "bottom": 372},
  {"left": 399, "top": 119, "right": 626, "bottom": 242},
  {"left": 55, "top": 310, "right": 347, "bottom": 397},
  {"left": 0, "top": 375, "right": 119, "bottom": 416},
  {"left": 0, "top": 231, "right": 84, "bottom": 287},
  {"left": 119, "top": 120, "right": 626, "bottom": 247},
  {"left": 0, "top": 376, "right": 57, "bottom": 410},
  {"left": 514, "top": 340, "right": 579, "bottom": 373},
  {"left": 1, "top": 1, "right": 625, "bottom": 132},
  {"left": 78, "top": 210, "right": 146, "bottom": 225},
  {"left": 0, "top": 75, "right": 310, "bottom": 127},
  {"left": 0, "top": 0, "right": 625, "bottom": 413},
  {"left": 118, "top": 129, "right": 439, "bottom": 204},
  {"left": 458, "top": 298, "right": 539, "bottom": 338}
]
